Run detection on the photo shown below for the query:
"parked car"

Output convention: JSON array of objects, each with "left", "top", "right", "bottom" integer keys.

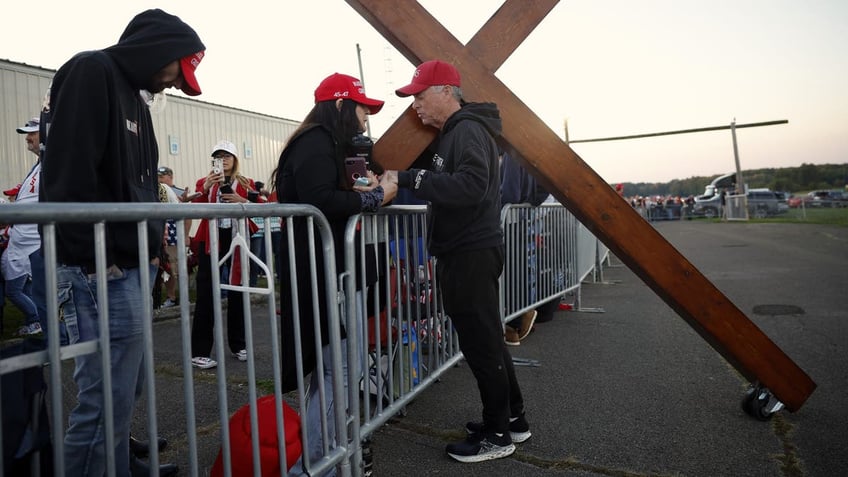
[
  {"left": 787, "top": 195, "right": 805, "bottom": 208},
  {"left": 773, "top": 191, "right": 791, "bottom": 213},
  {"left": 747, "top": 190, "right": 783, "bottom": 218},
  {"left": 692, "top": 189, "right": 782, "bottom": 218},
  {"left": 692, "top": 190, "right": 725, "bottom": 218},
  {"left": 805, "top": 190, "right": 847, "bottom": 208}
]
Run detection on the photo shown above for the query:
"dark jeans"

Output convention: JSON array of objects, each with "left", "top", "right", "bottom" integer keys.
[
  {"left": 249, "top": 235, "right": 263, "bottom": 287},
  {"left": 436, "top": 246, "right": 524, "bottom": 434},
  {"left": 28, "top": 249, "right": 47, "bottom": 350},
  {"left": 271, "top": 231, "right": 282, "bottom": 279},
  {"left": 191, "top": 232, "right": 246, "bottom": 357}
]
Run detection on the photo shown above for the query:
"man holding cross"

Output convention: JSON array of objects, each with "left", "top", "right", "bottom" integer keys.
[{"left": 386, "top": 59, "right": 530, "bottom": 463}]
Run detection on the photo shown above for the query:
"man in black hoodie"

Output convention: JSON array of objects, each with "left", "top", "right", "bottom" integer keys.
[
  {"left": 39, "top": 9, "right": 204, "bottom": 476},
  {"left": 388, "top": 60, "right": 530, "bottom": 464}
]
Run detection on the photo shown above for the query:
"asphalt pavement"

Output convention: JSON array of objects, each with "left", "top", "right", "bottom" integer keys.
[
  {"left": 135, "top": 220, "right": 847, "bottom": 476},
  {"left": 365, "top": 220, "right": 848, "bottom": 477}
]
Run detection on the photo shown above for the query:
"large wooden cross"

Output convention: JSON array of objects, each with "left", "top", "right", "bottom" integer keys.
[{"left": 347, "top": 0, "right": 815, "bottom": 411}]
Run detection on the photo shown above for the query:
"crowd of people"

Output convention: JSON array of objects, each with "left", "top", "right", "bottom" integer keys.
[
  {"left": 0, "top": 8, "right": 577, "bottom": 475},
  {"left": 627, "top": 194, "right": 697, "bottom": 220}
]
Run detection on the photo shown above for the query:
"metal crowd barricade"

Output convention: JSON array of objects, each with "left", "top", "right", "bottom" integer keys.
[
  {"left": 501, "top": 203, "right": 611, "bottom": 318},
  {"left": 0, "top": 202, "right": 347, "bottom": 477},
  {"left": 725, "top": 193, "right": 750, "bottom": 221},
  {"left": 1, "top": 199, "right": 615, "bottom": 477},
  {"left": 500, "top": 203, "right": 580, "bottom": 324},
  {"left": 340, "top": 206, "right": 463, "bottom": 473},
  {"left": 341, "top": 203, "right": 614, "bottom": 472}
]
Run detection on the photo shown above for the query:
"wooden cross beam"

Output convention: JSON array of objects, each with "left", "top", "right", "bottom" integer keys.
[{"left": 348, "top": 0, "right": 816, "bottom": 411}]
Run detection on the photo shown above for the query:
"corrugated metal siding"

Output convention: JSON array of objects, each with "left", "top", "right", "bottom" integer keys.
[
  {"left": 1, "top": 58, "right": 300, "bottom": 193},
  {"left": 150, "top": 97, "right": 299, "bottom": 190},
  {"left": 1, "top": 61, "right": 52, "bottom": 192}
]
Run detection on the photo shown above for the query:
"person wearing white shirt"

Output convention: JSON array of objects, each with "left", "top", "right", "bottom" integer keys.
[{"left": 2, "top": 117, "right": 43, "bottom": 336}]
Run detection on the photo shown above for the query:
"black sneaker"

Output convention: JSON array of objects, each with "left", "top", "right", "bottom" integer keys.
[
  {"left": 466, "top": 414, "right": 531, "bottom": 443},
  {"left": 446, "top": 432, "right": 515, "bottom": 463}
]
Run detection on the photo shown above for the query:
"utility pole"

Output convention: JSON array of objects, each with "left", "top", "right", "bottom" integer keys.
[
  {"left": 730, "top": 119, "right": 744, "bottom": 194},
  {"left": 567, "top": 118, "right": 786, "bottom": 195},
  {"left": 356, "top": 43, "right": 372, "bottom": 137}
]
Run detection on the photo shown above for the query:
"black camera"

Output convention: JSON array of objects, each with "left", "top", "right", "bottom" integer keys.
[{"left": 346, "top": 134, "right": 373, "bottom": 166}]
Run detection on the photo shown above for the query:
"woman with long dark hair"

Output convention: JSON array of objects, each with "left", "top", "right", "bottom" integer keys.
[{"left": 271, "top": 72, "right": 396, "bottom": 475}]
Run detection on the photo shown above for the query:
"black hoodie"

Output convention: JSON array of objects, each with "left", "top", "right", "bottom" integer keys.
[
  {"left": 40, "top": 9, "right": 204, "bottom": 269},
  {"left": 398, "top": 102, "right": 504, "bottom": 257}
]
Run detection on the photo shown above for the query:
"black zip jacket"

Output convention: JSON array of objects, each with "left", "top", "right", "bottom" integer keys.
[
  {"left": 275, "top": 125, "right": 378, "bottom": 392},
  {"left": 398, "top": 102, "right": 504, "bottom": 257},
  {"left": 40, "top": 9, "right": 204, "bottom": 269}
]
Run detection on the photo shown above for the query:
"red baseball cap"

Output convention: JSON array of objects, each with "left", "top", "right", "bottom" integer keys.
[
  {"left": 395, "top": 60, "right": 461, "bottom": 97},
  {"left": 179, "top": 50, "right": 205, "bottom": 96},
  {"left": 3, "top": 184, "right": 21, "bottom": 197},
  {"left": 314, "top": 73, "right": 384, "bottom": 114}
]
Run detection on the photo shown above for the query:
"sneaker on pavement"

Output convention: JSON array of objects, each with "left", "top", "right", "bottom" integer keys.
[
  {"left": 466, "top": 414, "right": 532, "bottom": 444},
  {"left": 160, "top": 298, "right": 177, "bottom": 308},
  {"left": 16, "top": 322, "right": 43, "bottom": 336},
  {"left": 362, "top": 438, "right": 374, "bottom": 477},
  {"left": 517, "top": 310, "right": 537, "bottom": 340},
  {"left": 446, "top": 432, "right": 515, "bottom": 463},
  {"left": 233, "top": 349, "right": 247, "bottom": 362},
  {"left": 504, "top": 326, "right": 520, "bottom": 346},
  {"left": 191, "top": 356, "right": 217, "bottom": 369}
]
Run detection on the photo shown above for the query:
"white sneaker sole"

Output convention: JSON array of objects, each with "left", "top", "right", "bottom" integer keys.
[
  {"left": 511, "top": 430, "right": 532, "bottom": 443},
  {"left": 448, "top": 443, "right": 515, "bottom": 463},
  {"left": 466, "top": 429, "right": 532, "bottom": 444}
]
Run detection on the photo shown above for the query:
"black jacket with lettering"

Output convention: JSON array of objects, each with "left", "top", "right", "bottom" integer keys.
[
  {"left": 398, "top": 102, "right": 504, "bottom": 257},
  {"left": 40, "top": 9, "right": 204, "bottom": 269}
]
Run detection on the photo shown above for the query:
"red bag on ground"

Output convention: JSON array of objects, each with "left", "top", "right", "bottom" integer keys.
[{"left": 211, "top": 395, "right": 302, "bottom": 477}]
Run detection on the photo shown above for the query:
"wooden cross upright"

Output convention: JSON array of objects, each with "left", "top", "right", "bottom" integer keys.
[{"left": 348, "top": 0, "right": 816, "bottom": 411}]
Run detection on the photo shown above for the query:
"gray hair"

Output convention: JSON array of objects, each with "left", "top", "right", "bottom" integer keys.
[
  {"left": 429, "top": 84, "right": 463, "bottom": 102},
  {"left": 448, "top": 85, "right": 463, "bottom": 102}
]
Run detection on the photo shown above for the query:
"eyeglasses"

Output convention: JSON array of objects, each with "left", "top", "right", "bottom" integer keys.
[{"left": 212, "top": 153, "right": 233, "bottom": 159}]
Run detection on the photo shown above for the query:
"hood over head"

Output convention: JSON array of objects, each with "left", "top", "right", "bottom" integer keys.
[
  {"left": 104, "top": 9, "right": 205, "bottom": 94},
  {"left": 445, "top": 102, "right": 503, "bottom": 139}
]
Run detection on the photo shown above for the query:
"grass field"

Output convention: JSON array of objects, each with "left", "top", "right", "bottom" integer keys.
[
  {"left": 763, "top": 206, "right": 848, "bottom": 226},
  {"left": 693, "top": 205, "right": 848, "bottom": 226}
]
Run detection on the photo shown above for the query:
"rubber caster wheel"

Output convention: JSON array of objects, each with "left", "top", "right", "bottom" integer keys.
[{"left": 742, "top": 385, "right": 778, "bottom": 421}]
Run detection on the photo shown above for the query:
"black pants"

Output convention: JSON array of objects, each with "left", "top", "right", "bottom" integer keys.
[
  {"left": 437, "top": 246, "right": 524, "bottom": 434},
  {"left": 191, "top": 231, "right": 246, "bottom": 357}
]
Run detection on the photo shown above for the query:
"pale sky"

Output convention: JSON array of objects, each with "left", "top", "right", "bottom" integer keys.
[{"left": 2, "top": 0, "right": 846, "bottom": 184}]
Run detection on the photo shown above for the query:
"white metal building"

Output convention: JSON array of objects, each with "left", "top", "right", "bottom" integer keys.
[{"left": 1, "top": 58, "right": 301, "bottom": 193}]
